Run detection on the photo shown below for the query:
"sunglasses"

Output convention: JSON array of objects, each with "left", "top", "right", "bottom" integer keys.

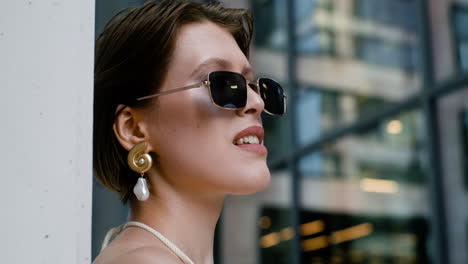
[{"left": 136, "top": 71, "right": 286, "bottom": 116}]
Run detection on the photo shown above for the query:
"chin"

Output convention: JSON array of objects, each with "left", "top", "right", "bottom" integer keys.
[{"left": 227, "top": 166, "right": 271, "bottom": 195}]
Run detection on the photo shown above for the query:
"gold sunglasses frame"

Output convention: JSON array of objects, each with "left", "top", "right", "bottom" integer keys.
[{"left": 136, "top": 71, "right": 286, "bottom": 116}]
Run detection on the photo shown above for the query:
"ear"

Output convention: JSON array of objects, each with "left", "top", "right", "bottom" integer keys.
[{"left": 113, "top": 104, "right": 152, "bottom": 152}]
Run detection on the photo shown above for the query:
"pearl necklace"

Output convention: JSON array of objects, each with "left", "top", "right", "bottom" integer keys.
[{"left": 101, "top": 221, "right": 195, "bottom": 264}]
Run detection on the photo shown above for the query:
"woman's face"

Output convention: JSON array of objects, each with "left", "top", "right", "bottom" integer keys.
[{"left": 143, "top": 21, "right": 271, "bottom": 195}]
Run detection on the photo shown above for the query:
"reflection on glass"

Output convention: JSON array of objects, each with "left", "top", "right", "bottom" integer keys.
[
  {"left": 295, "top": 87, "right": 424, "bottom": 150},
  {"left": 252, "top": 0, "right": 334, "bottom": 55},
  {"left": 296, "top": 109, "right": 431, "bottom": 263},
  {"left": 252, "top": 0, "right": 286, "bottom": 51},
  {"left": 259, "top": 207, "right": 429, "bottom": 264},
  {"left": 253, "top": 0, "right": 422, "bottom": 139},
  {"left": 251, "top": 0, "right": 431, "bottom": 260},
  {"left": 299, "top": 109, "right": 424, "bottom": 183},
  {"left": 355, "top": 36, "right": 418, "bottom": 71},
  {"left": 354, "top": 0, "right": 418, "bottom": 30},
  {"left": 259, "top": 207, "right": 295, "bottom": 264},
  {"left": 354, "top": 0, "right": 419, "bottom": 71}
]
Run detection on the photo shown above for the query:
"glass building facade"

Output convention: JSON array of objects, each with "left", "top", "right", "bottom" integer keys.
[{"left": 93, "top": 0, "right": 468, "bottom": 263}]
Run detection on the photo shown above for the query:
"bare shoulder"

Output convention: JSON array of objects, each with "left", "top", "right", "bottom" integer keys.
[{"left": 94, "top": 246, "right": 182, "bottom": 264}]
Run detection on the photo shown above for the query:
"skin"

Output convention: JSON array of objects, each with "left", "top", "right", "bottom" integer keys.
[{"left": 93, "top": 21, "right": 271, "bottom": 264}]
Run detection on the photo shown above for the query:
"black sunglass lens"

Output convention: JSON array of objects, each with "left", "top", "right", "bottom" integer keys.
[
  {"left": 258, "top": 78, "right": 285, "bottom": 115},
  {"left": 209, "top": 71, "right": 247, "bottom": 109}
]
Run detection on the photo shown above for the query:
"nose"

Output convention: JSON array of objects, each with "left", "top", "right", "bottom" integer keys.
[{"left": 237, "top": 84, "right": 265, "bottom": 117}]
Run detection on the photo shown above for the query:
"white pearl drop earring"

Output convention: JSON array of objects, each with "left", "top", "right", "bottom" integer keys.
[{"left": 127, "top": 141, "right": 153, "bottom": 201}]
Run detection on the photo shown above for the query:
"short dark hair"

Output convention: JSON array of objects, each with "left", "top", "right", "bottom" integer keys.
[{"left": 93, "top": 0, "right": 254, "bottom": 203}]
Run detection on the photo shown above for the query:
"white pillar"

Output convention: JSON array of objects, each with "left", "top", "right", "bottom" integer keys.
[{"left": 0, "top": 1, "right": 94, "bottom": 263}]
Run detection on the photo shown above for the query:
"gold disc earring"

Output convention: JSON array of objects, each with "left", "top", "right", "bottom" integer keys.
[{"left": 127, "top": 141, "right": 153, "bottom": 201}]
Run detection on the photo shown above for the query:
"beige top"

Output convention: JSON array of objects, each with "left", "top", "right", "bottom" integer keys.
[{"left": 101, "top": 221, "right": 195, "bottom": 264}]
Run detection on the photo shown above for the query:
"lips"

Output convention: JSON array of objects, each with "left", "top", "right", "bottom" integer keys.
[{"left": 233, "top": 126, "right": 267, "bottom": 155}]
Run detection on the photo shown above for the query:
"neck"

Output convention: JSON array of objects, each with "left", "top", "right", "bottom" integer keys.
[{"left": 129, "top": 176, "right": 224, "bottom": 264}]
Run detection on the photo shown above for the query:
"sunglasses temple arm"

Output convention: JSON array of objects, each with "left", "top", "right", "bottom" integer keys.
[{"left": 136, "top": 81, "right": 207, "bottom": 101}]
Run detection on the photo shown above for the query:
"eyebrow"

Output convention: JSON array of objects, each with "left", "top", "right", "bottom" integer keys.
[{"left": 189, "top": 57, "right": 253, "bottom": 79}]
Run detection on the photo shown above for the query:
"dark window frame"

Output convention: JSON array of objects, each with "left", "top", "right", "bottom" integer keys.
[{"left": 461, "top": 110, "right": 468, "bottom": 190}]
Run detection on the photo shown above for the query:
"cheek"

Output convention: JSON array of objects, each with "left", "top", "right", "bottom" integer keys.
[
  {"left": 149, "top": 91, "right": 227, "bottom": 174},
  {"left": 151, "top": 89, "right": 221, "bottom": 140},
  {"left": 148, "top": 91, "right": 270, "bottom": 193},
  {"left": 158, "top": 142, "right": 271, "bottom": 194}
]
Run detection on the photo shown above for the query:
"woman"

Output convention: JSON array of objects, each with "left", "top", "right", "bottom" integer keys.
[{"left": 93, "top": 1, "right": 286, "bottom": 263}]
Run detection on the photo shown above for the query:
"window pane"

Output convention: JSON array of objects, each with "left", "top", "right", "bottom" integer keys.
[
  {"left": 263, "top": 96, "right": 292, "bottom": 163},
  {"left": 354, "top": 0, "right": 418, "bottom": 31},
  {"left": 298, "top": 109, "right": 432, "bottom": 263},
  {"left": 453, "top": 5, "right": 468, "bottom": 71},
  {"left": 258, "top": 205, "right": 296, "bottom": 264},
  {"left": 253, "top": 0, "right": 422, "bottom": 141}
]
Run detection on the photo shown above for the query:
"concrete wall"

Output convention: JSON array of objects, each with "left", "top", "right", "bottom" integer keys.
[{"left": 0, "top": 0, "right": 94, "bottom": 263}]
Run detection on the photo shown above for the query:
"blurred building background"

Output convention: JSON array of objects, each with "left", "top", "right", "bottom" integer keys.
[{"left": 93, "top": 0, "right": 468, "bottom": 263}]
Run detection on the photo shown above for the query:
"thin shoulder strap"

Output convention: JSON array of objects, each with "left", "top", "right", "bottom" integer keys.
[
  {"left": 100, "top": 221, "right": 195, "bottom": 264},
  {"left": 100, "top": 224, "right": 126, "bottom": 252}
]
